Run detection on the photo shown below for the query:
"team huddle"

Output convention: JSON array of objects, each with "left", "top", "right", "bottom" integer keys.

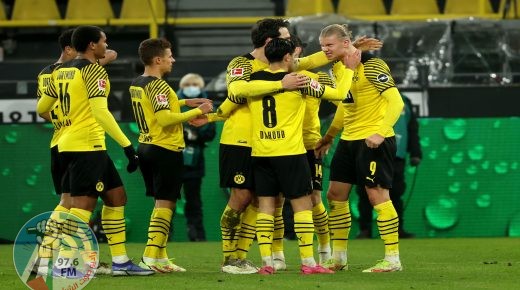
[{"left": 34, "top": 17, "right": 404, "bottom": 277}]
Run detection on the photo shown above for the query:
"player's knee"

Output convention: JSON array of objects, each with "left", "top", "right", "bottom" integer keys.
[
  {"left": 326, "top": 189, "right": 341, "bottom": 201},
  {"left": 229, "top": 188, "right": 252, "bottom": 210}
]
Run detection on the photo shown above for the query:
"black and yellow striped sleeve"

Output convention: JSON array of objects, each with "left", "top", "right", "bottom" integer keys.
[
  {"left": 145, "top": 79, "right": 172, "bottom": 112},
  {"left": 226, "top": 56, "right": 253, "bottom": 104},
  {"left": 81, "top": 64, "right": 110, "bottom": 99},
  {"left": 43, "top": 74, "right": 59, "bottom": 99},
  {"left": 317, "top": 71, "right": 335, "bottom": 88},
  {"left": 226, "top": 56, "right": 253, "bottom": 85},
  {"left": 227, "top": 95, "right": 247, "bottom": 104},
  {"left": 364, "top": 58, "right": 395, "bottom": 93},
  {"left": 36, "top": 73, "right": 46, "bottom": 99}
]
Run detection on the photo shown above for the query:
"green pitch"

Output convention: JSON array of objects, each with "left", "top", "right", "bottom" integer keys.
[{"left": 2, "top": 238, "right": 519, "bottom": 290}]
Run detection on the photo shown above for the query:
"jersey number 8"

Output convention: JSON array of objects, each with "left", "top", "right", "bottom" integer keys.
[{"left": 262, "top": 96, "right": 277, "bottom": 128}]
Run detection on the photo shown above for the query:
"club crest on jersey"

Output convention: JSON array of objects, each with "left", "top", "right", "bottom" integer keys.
[
  {"left": 156, "top": 93, "right": 168, "bottom": 105},
  {"left": 310, "top": 79, "right": 321, "bottom": 91},
  {"left": 377, "top": 74, "right": 389, "bottom": 83},
  {"left": 97, "top": 79, "right": 107, "bottom": 90},
  {"left": 230, "top": 68, "right": 244, "bottom": 77}
]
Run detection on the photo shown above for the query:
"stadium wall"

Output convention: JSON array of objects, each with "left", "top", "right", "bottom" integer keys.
[{"left": 0, "top": 117, "right": 519, "bottom": 243}]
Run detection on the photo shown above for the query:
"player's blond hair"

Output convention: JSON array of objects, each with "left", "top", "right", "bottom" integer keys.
[{"left": 319, "top": 24, "right": 353, "bottom": 40}]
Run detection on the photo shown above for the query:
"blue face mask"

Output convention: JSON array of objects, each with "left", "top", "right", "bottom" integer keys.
[{"left": 183, "top": 86, "right": 201, "bottom": 98}]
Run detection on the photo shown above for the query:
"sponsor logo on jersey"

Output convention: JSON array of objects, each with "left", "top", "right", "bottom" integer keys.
[
  {"left": 97, "top": 79, "right": 107, "bottom": 91},
  {"left": 310, "top": 79, "right": 321, "bottom": 91},
  {"left": 377, "top": 74, "right": 389, "bottom": 83},
  {"left": 156, "top": 93, "right": 168, "bottom": 105},
  {"left": 230, "top": 68, "right": 244, "bottom": 77}
]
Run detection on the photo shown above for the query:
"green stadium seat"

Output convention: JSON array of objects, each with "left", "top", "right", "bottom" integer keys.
[
  {"left": 65, "top": 0, "right": 114, "bottom": 19},
  {"left": 285, "top": 0, "right": 335, "bottom": 17},
  {"left": 11, "top": 0, "right": 61, "bottom": 20},
  {"left": 391, "top": 0, "right": 440, "bottom": 15},
  {"left": 119, "top": 0, "right": 166, "bottom": 19},
  {"left": 337, "top": 0, "right": 387, "bottom": 17},
  {"left": 445, "top": 0, "right": 494, "bottom": 15}
]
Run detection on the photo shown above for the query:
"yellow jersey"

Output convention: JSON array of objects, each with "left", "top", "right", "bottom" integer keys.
[
  {"left": 220, "top": 51, "right": 332, "bottom": 147},
  {"left": 248, "top": 68, "right": 336, "bottom": 157},
  {"left": 337, "top": 55, "right": 397, "bottom": 140},
  {"left": 37, "top": 63, "right": 64, "bottom": 148},
  {"left": 302, "top": 71, "right": 335, "bottom": 150},
  {"left": 129, "top": 76, "right": 191, "bottom": 152},
  {"left": 221, "top": 53, "right": 269, "bottom": 147},
  {"left": 44, "top": 59, "right": 111, "bottom": 152}
]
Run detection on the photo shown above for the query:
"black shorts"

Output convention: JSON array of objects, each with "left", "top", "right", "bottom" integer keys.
[
  {"left": 219, "top": 144, "right": 254, "bottom": 189},
  {"left": 61, "top": 151, "right": 123, "bottom": 197},
  {"left": 253, "top": 154, "right": 312, "bottom": 200},
  {"left": 307, "top": 150, "right": 323, "bottom": 191},
  {"left": 50, "top": 145, "right": 67, "bottom": 195},
  {"left": 138, "top": 143, "right": 183, "bottom": 201},
  {"left": 329, "top": 137, "right": 396, "bottom": 189}
]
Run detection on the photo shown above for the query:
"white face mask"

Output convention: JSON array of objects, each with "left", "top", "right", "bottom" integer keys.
[{"left": 183, "top": 86, "right": 201, "bottom": 98}]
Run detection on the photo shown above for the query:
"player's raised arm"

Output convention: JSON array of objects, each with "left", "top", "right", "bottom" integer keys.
[
  {"left": 147, "top": 81, "right": 212, "bottom": 127},
  {"left": 295, "top": 50, "right": 330, "bottom": 71},
  {"left": 98, "top": 49, "right": 118, "bottom": 66},
  {"left": 294, "top": 36, "right": 382, "bottom": 72}
]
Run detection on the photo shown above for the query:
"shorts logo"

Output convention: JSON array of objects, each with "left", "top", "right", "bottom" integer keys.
[
  {"left": 230, "top": 68, "right": 244, "bottom": 77},
  {"left": 96, "top": 181, "right": 104, "bottom": 192},
  {"left": 234, "top": 174, "right": 245, "bottom": 185},
  {"left": 156, "top": 93, "right": 168, "bottom": 105},
  {"left": 377, "top": 74, "right": 389, "bottom": 83},
  {"left": 97, "top": 79, "right": 107, "bottom": 91},
  {"left": 310, "top": 79, "right": 321, "bottom": 91}
]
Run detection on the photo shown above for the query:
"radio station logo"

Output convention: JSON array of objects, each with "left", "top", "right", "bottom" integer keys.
[{"left": 13, "top": 211, "right": 99, "bottom": 290}]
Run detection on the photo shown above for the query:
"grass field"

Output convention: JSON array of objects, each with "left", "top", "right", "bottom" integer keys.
[{"left": 1, "top": 238, "right": 519, "bottom": 290}]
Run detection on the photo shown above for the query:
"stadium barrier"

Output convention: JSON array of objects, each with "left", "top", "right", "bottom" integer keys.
[{"left": 1, "top": 117, "right": 519, "bottom": 243}]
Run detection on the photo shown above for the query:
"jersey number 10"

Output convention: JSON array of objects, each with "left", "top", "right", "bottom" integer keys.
[{"left": 132, "top": 101, "right": 149, "bottom": 133}]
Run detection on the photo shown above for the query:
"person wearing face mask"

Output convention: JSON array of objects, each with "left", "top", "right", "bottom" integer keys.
[{"left": 177, "top": 73, "right": 216, "bottom": 241}]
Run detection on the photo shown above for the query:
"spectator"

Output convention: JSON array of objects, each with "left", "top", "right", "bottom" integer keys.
[{"left": 177, "top": 73, "right": 216, "bottom": 241}]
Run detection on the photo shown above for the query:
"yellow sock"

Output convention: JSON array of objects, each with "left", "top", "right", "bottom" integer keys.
[
  {"left": 236, "top": 205, "right": 257, "bottom": 260},
  {"left": 294, "top": 210, "right": 315, "bottom": 264},
  {"left": 158, "top": 208, "right": 174, "bottom": 260},
  {"left": 58, "top": 208, "right": 92, "bottom": 264},
  {"left": 143, "top": 207, "right": 172, "bottom": 260},
  {"left": 101, "top": 206, "right": 127, "bottom": 259},
  {"left": 256, "top": 212, "right": 274, "bottom": 263},
  {"left": 272, "top": 207, "right": 284, "bottom": 253},
  {"left": 328, "top": 200, "right": 351, "bottom": 252},
  {"left": 70, "top": 208, "right": 97, "bottom": 265},
  {"left": 312, "top": 202, "right": 330, "bottom": 248},
  {"left": 220, "top": 205, "right": 242, "bottom": 262},
  {"left": 374, "top": 200, "right": 399, "bottom": 256},
  {"left": 39, "top": 205, "right": 69, "bottom": 258}
]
